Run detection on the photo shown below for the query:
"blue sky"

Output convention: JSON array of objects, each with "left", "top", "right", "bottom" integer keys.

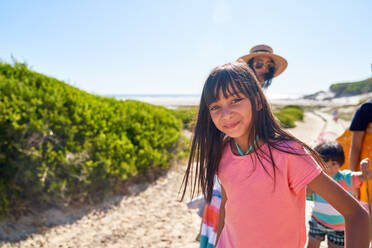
[{"left": 1, "top": 0, "right": 371, "bottom": 98}]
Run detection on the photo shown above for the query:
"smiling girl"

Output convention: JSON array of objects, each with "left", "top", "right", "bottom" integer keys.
[{"left": 181, "top": 62, "right": 369, "bottom": 247}]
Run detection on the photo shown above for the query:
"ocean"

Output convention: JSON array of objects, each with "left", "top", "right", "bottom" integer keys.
[
  {"left": 112, "top": 94, "right": 201, "bottom": 107},
  {"left": 111, "top": 93, "right": 303, "bottom": 107}
]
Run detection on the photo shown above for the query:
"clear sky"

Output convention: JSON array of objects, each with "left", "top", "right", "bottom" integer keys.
[{"left": 1, "top": 0, "right": 371, "bottom": 98}]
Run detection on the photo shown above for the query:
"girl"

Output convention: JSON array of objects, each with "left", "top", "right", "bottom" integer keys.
[
  {"left": 181, "top": 62, "right": 369, "bottom": 247},
  {"left": 198, "top": 44, "right": 288, "bottom": 248}
]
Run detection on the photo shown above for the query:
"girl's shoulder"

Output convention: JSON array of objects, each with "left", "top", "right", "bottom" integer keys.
[
  {"left": 269, "top": 139, "right": 306, "bottom": 155},
  {"left": 270, "top": 140, "right": 321, "bottom": 177},
  {"left": 266, "top": 139, "right": 316, "bottom": 168}
]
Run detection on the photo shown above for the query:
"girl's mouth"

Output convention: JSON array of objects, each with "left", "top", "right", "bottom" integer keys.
[{"left": 224, "top": 121, "right": 240, "bottom": 129}]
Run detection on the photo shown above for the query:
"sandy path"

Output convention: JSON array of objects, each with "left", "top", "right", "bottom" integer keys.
[
  {"left": 287, "top": 111, "right": 347, "bottom": 148},
  {"left": 0, "top": 163, "right": 201, "bottom": 248},
  {"left": 0, "top": 110, "right": 348, "bottom": 248}
]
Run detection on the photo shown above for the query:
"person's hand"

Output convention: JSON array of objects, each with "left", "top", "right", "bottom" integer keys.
[{"left": 360, "top": 158, "right": 371, "bottom": 179}]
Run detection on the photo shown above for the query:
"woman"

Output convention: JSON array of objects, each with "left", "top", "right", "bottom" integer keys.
[
  {"left": 238, "top": 44, "right": 288, "bottom": 89},
  {"left": 337, "top": 98, "right": 372, "bottom": 242},
  {"left": 349, "top": 100, "right": 372, "bottom": 199}
]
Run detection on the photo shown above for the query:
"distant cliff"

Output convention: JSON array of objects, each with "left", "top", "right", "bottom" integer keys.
[
  {"left": 330, "top": 78, "right": 372, "bottom": 97},
  {"left": 304, "top": 77, "right": 372, "bottom": 100}
]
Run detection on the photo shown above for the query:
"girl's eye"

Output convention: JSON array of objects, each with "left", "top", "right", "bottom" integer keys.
[
  {"left": 232, "top": 98, "right": 242, "bottom": 104},
  {"left": 209, "top": 105, "right": 219, "bottom": 111}
]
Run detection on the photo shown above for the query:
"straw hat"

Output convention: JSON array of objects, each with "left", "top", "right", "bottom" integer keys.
[{"left": 238, "top": 44, "right": 288, "bottom": 77}]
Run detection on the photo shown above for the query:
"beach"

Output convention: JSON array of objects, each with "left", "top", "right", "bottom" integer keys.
[
  {"left": 0, "top": 98, "right": 362, "bottom": 248},
  {"left": 2, "top": 1, "right": 371, "bottom": 246}
]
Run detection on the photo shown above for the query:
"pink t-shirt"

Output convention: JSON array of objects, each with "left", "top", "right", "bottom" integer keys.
[{"left": 217, "top": 140, "right": 322, "bottom": 248}]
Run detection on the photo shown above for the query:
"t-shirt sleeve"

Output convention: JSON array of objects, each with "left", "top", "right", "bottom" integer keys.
[
  {"left": 286, "top": 145, "right": 322, "bottom": 194},
  {"left": 350, "top": 102, "right": 372, "bottom": 131}
]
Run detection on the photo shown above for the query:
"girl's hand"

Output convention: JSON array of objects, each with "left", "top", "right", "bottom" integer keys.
[{"left": 360, "top": 158, "right": 371, "bottom": 180}]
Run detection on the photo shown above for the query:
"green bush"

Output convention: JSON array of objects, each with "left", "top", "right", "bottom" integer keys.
[
  {"left": 274, "top": 105, "right": 304, "bottom": 128},
  {"left": 281, "top": 105, "right": 304, "bottom": 121},
  {"left": 0, "top": 61, "right": 182, "bottom": 217},
  {"left": 170, "top": 106, "right": 198, "bottom": 130}
]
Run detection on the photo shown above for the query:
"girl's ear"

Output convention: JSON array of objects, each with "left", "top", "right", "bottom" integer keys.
[{"left": 255, "top": 95, "right": 263, "bottom": 111}]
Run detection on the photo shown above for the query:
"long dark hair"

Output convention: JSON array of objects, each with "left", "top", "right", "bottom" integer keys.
[
  {"left": 180, "top": 62, "right": 325, "bottom": 203},
  {"left": 247, "top": 58, "right": 275, "bottom": 88}
]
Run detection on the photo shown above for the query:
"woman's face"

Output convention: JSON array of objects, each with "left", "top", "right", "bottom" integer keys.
[{"left": 252, "top": 55, "right": 274, "bottom": 84}]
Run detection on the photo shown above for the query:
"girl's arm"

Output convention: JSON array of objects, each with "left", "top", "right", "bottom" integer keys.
[
  {"left": 216, "top": 184, "right": 227, "bottom": 246},
  {"left": 308, "top": 171, "right": 370, "bottom": 248}
]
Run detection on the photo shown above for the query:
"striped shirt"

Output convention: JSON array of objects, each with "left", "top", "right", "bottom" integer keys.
[{"left": 311, "top": 170, "right": 362, "bottom": 230}]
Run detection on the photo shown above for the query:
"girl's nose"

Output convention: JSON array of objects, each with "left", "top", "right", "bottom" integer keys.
[{"left": 221, "top": 107, "right": 233, "bottom": 119}]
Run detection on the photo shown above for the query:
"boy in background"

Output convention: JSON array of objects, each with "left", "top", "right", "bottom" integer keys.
[{"left": 307, "top": 141, "right": 371, "bottom": 248}]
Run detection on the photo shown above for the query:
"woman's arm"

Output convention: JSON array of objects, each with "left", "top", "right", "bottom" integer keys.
[
  {"left": 349, "top": 130, "right": 365, "bottom": 171},
  {"left": 308, "top": 171, "right": 369, "bottom": 248},
  {"left": 216, "top": 184, "right": 227, "bottom": 246}
]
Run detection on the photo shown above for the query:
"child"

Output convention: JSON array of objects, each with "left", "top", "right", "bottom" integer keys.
[
  {"left": 197, "top": 44, "right": 288, "bottom": 248},
  {"left": 180, "top": 62, "right": 369, "bottom": 247},
  {"left": 307, "top": 142, "right": 371, "bottom": 248}
]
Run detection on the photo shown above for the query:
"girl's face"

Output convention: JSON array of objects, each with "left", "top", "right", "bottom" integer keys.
[
  {"left": 208, "top": 86, "right": 253, "bottom": 145},
  {"left": 324, "top": 160, "right": 341, "bottom": 177},
  {"left": 252, "top": 55, "right": 274, "bottom": 84}
]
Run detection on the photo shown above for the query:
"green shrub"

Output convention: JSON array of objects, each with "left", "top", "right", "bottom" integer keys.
[
  {"left": 281, "top": 105, "right": 304, "bottom": 121},
  {"left": 274, "top": 112, "right": 295, "bottom": 128},
  {"left": 0, "top": 61, "right": 182, "bottom": 217},
  {"left": 170, "top": 106, "right": 198, "bottom": 130},
  {"left": 273, "top": 105, "right": 304, "bottom": 128}
]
